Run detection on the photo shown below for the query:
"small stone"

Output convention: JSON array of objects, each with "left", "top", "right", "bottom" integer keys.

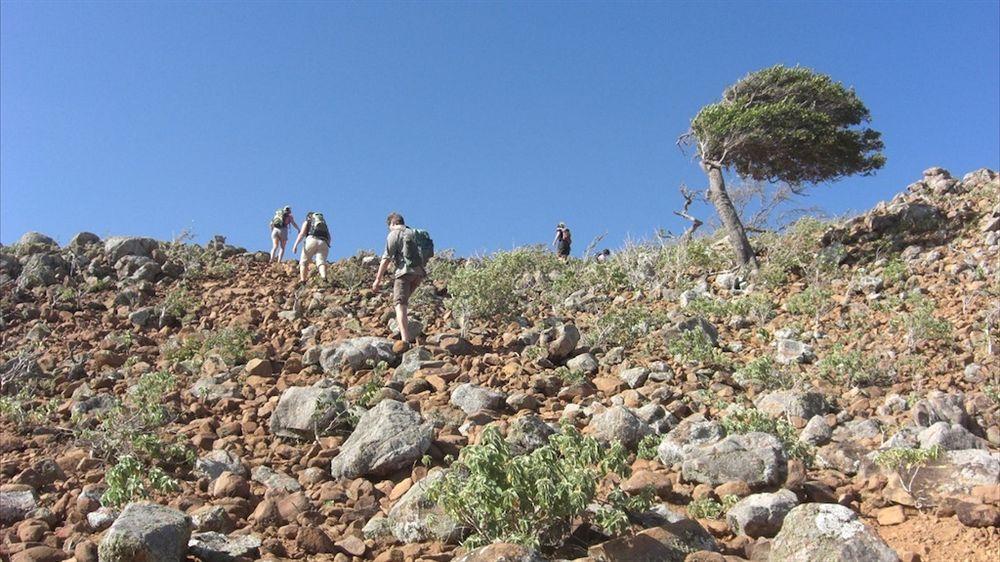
[{"left": 876, "top": 505, "right": 906, "bottom": 526}]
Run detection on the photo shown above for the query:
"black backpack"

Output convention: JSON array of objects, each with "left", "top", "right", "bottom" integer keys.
[{"left": 310, "top": 213, "right": 330, "bottom": 241}]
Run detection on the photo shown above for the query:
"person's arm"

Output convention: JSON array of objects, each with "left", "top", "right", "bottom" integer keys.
[
  {"left": 292, "top": 225, "right": 307, "bottom": 253},
  {"left": 372, "top": 257, "right": 391, "bottom": 291},
  {"left": 290, "top": 215, "right": 300, "bottom": 232},
  {"left": 552, "top": 230, "right": 560, "bottom": 247}
]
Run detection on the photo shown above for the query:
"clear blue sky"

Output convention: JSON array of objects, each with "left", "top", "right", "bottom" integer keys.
[{"left": 2, "top": 1, "right": 998, "bottom": 258}]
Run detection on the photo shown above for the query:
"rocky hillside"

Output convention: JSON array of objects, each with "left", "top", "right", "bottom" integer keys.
[{"left": 1, "top": 167, "right": 998, "bottom": 562}]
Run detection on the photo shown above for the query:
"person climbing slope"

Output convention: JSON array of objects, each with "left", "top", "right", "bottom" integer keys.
[
  {"left": 553, "top": 222, "right": 572, "bottom": 260},
  {"left": 372, "top": 212, "right": 434, "bottom": 346},
  {"left": 269, "top": 206, "right": 299, "bottom": 263},
  {"left": 292, "top": 211, "right": 331, "bottom": 283}
]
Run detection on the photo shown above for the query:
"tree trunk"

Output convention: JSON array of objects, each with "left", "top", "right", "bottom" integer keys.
[{"left": 704, "top": 164, "right": 758, "bottom": 269}]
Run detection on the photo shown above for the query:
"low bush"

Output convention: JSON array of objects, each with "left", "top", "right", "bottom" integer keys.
[
  {"left": 667, "top": 328, "right": 728, "bottom": 367},
  {"left": 721, "top": 406, "right": 814, "bottom": 464},
  {"left": 687, "top": 495, "right": 740, "bottom": 519},
  {"left": 586, "top": 305, "right": 668, "bottom": 349},
  {"left": 733, "top": 356, "right": 791, "bottom": 391},
  {"left": 817, "top": 344, "right": 891, "bottom": 388},
  {"left": 429, "top": 424, "right": 650, "bottom": 550}
]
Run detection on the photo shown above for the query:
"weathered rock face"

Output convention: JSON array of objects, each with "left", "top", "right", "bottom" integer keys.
[
  {"left": 566, "top": 352, "right": 598, "bottom": 375},
  {"left": 588, "top": 517, "right": 718, "bottom": 562},
  {"left": 391, "top": 346, "right": 434, "bottom": 383},
  {"left": 657, "top": 415, "right": 725, "bottom": 466},
  {"left": 506, "top": 414, "right": 556, "bottom": 455},
  {"left": 0, "top": 486, "right": 38, "bottom": 524},
  {"left": 384, "top": 469, "right": 462, "bottom": 543},
  {"left": 726, "top": 489, "right": 799, "bottom": 538},
  {"left": 68, "top": 232, "right": 101, "bottom": 250},
  {"left": 774, "top": 339, "right": 815, "bottom": 365},
  {"left": 194, "top": 450, "right": 247, "bottom": 482},
  {"left": 188, "top": 531, "right": 261, "bottom": 562},
  {"left": 269, "top": 385, "right": 345, "bottom": 439},
  {"left": 17, "top": 254, "right": 70, "bottom": 290},
  {"left": 319, "top": 337, "right": 398, "bottom": 372},
  {"left": 450, "top": 383, "right": 507, "bottom": 415},
  {"left": 911, "top": 392, "right": 972, "bottom": 429},
  {"left": 455, "top": 543, "right": 548, "bottom": 562},
  {"left": 16, "top": 231, "right": 58, "bottom": 251},
  {"left": 0, "top": 253, "right": 23, "bottom": 283},
  {"left": 329, "top": 400, "right": 433, "bottom": 480},
  {"left": 768, "top": 503, "right": 898, "bottom": 562},
  {"left": 115, "top": 255, "right": 161, "bottom": 282},
  {"left": 917, "top": 422, "right": 987, "bottom": 451},
  {"left": 98, "top": 503, "right": 192, "bottom": 562},
  {"left": 543, "top": 323, "right": 580, "bottom": 361},
  {"left": 881, "top": 449, "right": 1000, "bottom": 506},
  {"left": 588, "top": 405, "right": 653, "bottom": 449},
  {"left": 104, "top": 236, "right": 159, "bottom": 264},
  {"left": 755, "top": 390, "right": 829, "bottom": 420},
  {"left": 681, "top": 432, "right": 788, "bottom": 488}
]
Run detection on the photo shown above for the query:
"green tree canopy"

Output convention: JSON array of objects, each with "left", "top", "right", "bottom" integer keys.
[{"left": 689, "top": 65, "right": 886, "bottom": 184}]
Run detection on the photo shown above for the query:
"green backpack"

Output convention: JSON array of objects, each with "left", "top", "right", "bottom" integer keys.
[
  {"left": 310, "top": 213, "right": 330, "bottom": 241},
  {"left": 270, "top": 209, "right": 285, "bottom": 228},
  {"left": 402, "top": 228, "right": 434, "bottom": 270}
]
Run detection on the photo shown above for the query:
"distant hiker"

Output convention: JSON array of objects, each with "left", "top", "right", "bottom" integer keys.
[
  {"left": 372, "top": 212, "right": 434, "bottom": 345},
  {"left": 292, "top": 211, "right": 331, "bottom": 283},
  {"left": 269, "top": 206, "right": 299, "bottom": 262},
  {"left": 553, "top": 222, "right": 572, "bottom": 260},
  {"left": 596, "top": 248, "right": 611, "bottom": 262}
]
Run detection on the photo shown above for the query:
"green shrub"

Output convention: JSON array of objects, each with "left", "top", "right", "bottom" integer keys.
[
  {"left": 721, "top": 406, "right": 814, "bottom": 464},
  {"left": 330, "top": 252, "right": 375, "bottom": 292},
  {"left": 785, "top": 286, "right": 834, "bottom": 319},
  {"left": 165, "top": 327, "right": 253, "bottom": 366},
  {"left": 446, "top": 248, "right": 562, "bottom": 326},
  {"left": 733, "top": 356, "right": 790, "bottom": 391},
  {"left": 893, "top": 295, "right": 952, "bottom": 350},
  {"left": 429, "top": 424, "right": 650, "bottom": 549},
  {"left": 817, "top": 344, "right": 890, "bottom": 387},
  {"left": 667, "top": 328, "right": 728, "bottom": 367},
  {"left": 0, "top": 390, "right": 59, "bottom": 429},
  {"left": 101, "top": 455, "right": 179, "bottom": 508},
  {"left": 685, "top": 294, "right": 775, "bottom": 324},
  {"left": 687, "top": 495, "right": 740, "bottom": 519},
  {"left": 637, "top": 434, "right": 661, "bottom": 460},
  {"left": 882, "top": 257, "right": 908, "bottom": 286},
  {"left": 162, "top": 286, "right": 200, "bottom": 323},
  {"left": 586, "top": 305, "right": 668, "bottom": 349}
]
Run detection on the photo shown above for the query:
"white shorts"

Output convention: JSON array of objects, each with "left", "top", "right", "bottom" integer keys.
[
  {"left": 271, "top": 227, "right": 288, "bottom": 243},
  {"left": 301, "top": 236, "right": 329, "bottom": 266}
]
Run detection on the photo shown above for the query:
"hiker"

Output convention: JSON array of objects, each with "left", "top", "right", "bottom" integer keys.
[
  {"left": 372, "top": 212, "right": 434, "bottom": 345},
  {"left": 292, "top": 211, "right": 331, "bottom": 283},
  {"left": 553, "top": 222, "right": 572, "bottom": 260},
  {"left": 596, "top": 248, "right": 611, "bottom": 262},
  {"left": 269, "top": 206, "right": 299, "bottom": 262}
]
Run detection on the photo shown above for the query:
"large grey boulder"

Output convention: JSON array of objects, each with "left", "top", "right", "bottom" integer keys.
[
  {"left": 269, "top": 385, "right": 344, "bottom": 439},
  {"left": 329, "top": 400, "right": 433, "bottom": 479},
  {"left": 754, "top": 390, "right": 830, "bottom": 420},
  {"left": 391, "top": 346, "right": 435, "bottom": 383},
  {"left": 544, "top": 323, "right": 580, "bottom": 361},
  {"left": 194, "top": 450, "right": 247, "bottom": 482},
  {"left": 768, "top": 503, "right": 897, "bottom": 562},
  {"left": 16, "top": 231, "right": 58, "bottom": 250},
  {"left": 16, "top": 253, "right": 69, "bottom": 290},
  {"left": 911, "top": 391, "right": 972, "bottom": 429},
  {"left": 566, "top": 353, "right": 598, "bottom": 375},
  {"left": 681, "top": 432, "right": 788, "bottom": 488},
  {"left": 881, "top": 449, "right": 1000, "bottom": 507},
  {"left": 774, "top": 339, "right": 815, "bottom": 365},
  {"left": 589, "top": 405, "right": 653, "bottom": 449},
  {"left": 917, "top": 422, "right": 987, "bottom": 451},
  {"left": 800, "top": 415, "right": 833, "bottom": 446},
  {"left": 726, "top": 489, "right": 799, "bottom": 538},
  {"left": 68, "top": 232, "right": 101, "bottom": 250},
  {"left": 385, "top": 468, "right": 462, "bottom": 543},
  {"left": 105, "top": 236, "right": 159, "bottom": 264},
  {"left": 320, "top": 337, "right": 398, "bottom": 372},
  {"left": 506, "top": 414, "right": 556, "bottom": 455},
  {"left": 115, "top": 255, "right": 161, "bottom": 282},
  {"left": 0, "top": 254, "right": 22, "bottom": 283},
  {"left": 619, "top": 367, "right": 650, "bottom": 389},
  {"left": 0, "top": 486, "right": 37, "bottom": 524},
  {"left": 188, "top": 532, "right": 261, "bottom": 562},
  {"left": 98, "top": 503, "right": 192, "bottom": 562},
  {"left": 657, "top": 414, "right": 725, "bottom": 466},
  {"left": 450, "top": 383, "right": 507, "bottom": 415}
]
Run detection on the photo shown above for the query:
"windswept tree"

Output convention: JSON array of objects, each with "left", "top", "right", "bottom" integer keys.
[{"left": 682, "top": 65, "right": 886, "bottom": 268}]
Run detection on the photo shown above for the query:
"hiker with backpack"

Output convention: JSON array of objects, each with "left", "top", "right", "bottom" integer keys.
[
  {"left": 269, "top": 206, "right": 300, "bottom": 263},
  {"left": 372, "top": 212, "right": 434, "bottom": 346},
  {"left": 553, "top": 222, "right": 572, "bottom": 260},
  {"left": 292, "top": 211, "right": 331, "bottom": 283}
]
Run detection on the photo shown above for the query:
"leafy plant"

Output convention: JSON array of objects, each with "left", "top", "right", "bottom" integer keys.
[
  {"left": 586, "top": 305, "right": 668, "bottom": 349},
  {"left": 162, "top": 285, "right": 200, "bottom": 323},
  {"left": 101, "top": 455, "right": 179, "bottom": 508},
  {"left": 637, "top": 434, "right": 661, "bottom": 460},
  {"left": 667, "top": 328, "right": 728, "bottom": 367},
  {"left": 429, "top": 423, "right": 649, "bottom": 550},
  {"left": 882, "top": 256, "right": 908, "bottom": 286},
  {"left": 734, "top": 356, "right": 791, "bottom": 391},
  {"left": 687, "top": 495, "right": 740, "bottom": 519},
  {"left": 893, "top": 295, "right": 952, "bottom": 351},
  {"left": 164, "top": 327, "right": 253, "bottom": 366},
  {"left": 785, "top": 285, "right": 834, "bottom": 320},
  {"left": 817, "top": 344, "right": 890, "bottom": 388},
  {"left": 873, "top": 445, "right": 942, "bottom": 507},
  {"left": 721, "top": 406, "right": 814, "bottom": 464}
]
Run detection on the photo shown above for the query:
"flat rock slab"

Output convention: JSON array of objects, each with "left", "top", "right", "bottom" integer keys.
[{"left": 98, "top": 503, "right": 192, "bottom": 562}]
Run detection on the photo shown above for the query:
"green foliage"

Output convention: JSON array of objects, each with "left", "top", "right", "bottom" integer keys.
[
  {"left": 817, "top": 344, "right": 890, "bottom": 387},
  {"left": 429, "top": 424, "right": 649, "bottom": 549},
  {"left": 721, "top": 406, "right": 814, "bottom": 464},
  {"left": 667, "top": 328, "right": 728, "bottom": 367},
  {"left": 785, "top": 286, "right": 834, "bottom": 319},
  {"left": 873, "top": 446, "right": 942, "bottom": 471},
  {"left": 552, "top": 366, "right": 587, "bottom": 385},
  {"left": 687, "top": 495, "right": 740, "bottom": 519},
  {"left": 983, "top": 385, "right": 999, "bottom": 408},
  {"left": 0, "top": 390, "right": 59, "bottom": 428},
  {"left": 586, "top": 305, "right": 668, "bottom": 349},
  {"left": 330, "top": 252, "right": 374, "bottom": 292},
  {"left": 882, "top": 257, "right": 909, "bottom": 287},
  {"left": 637, "top": 434, "right": 661, "bottom": 460},
  {"left": 893, "top": 295, "right": 952, "bottom": 350},
  {"left": 425, "top": 250, "right": 460, "bottom": 286},
  {"left": 164, "top": 327, "right": 253, "bottom": 366},
  {"left": 446, "top": 248, "right": 562, "bottom": 326},
  {"left": 734, "top": 356, "right": 790, "bottom": 391},
  {"left": 685, "top": 294, "right": 775, "bottom": 324},
  {"left": 164, "top": 233, "right": 236, "bottom": 280},
  {"left": 757, "top": 218, "right": 838, "bottom": 287},
  {"left": 162, "top": 286, "right": 200, "bottom": 323},
  {"left": 101, "top": 455, "right": 179, "bottom": 508},
  {"left": 689, "top": 64, "right": 885, "bottom": 184}
]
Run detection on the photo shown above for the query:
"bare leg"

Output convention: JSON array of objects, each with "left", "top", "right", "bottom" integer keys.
[
  {"left": 299, "top": 261, "right": 308, "bottom": 283},
  {"left": 270, "top": 238, "right": 279, "bottom": 262},
  {"left": 396, "top": 303, "right": 411, "bottom": 343},
  {"left": 318, "top": 263, "right": 327, "bottom": 281}
]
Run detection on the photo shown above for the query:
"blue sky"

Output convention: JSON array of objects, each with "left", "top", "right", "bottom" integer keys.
[{"left": 2, "top": 1, "right": 998, "bottom": 258}]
